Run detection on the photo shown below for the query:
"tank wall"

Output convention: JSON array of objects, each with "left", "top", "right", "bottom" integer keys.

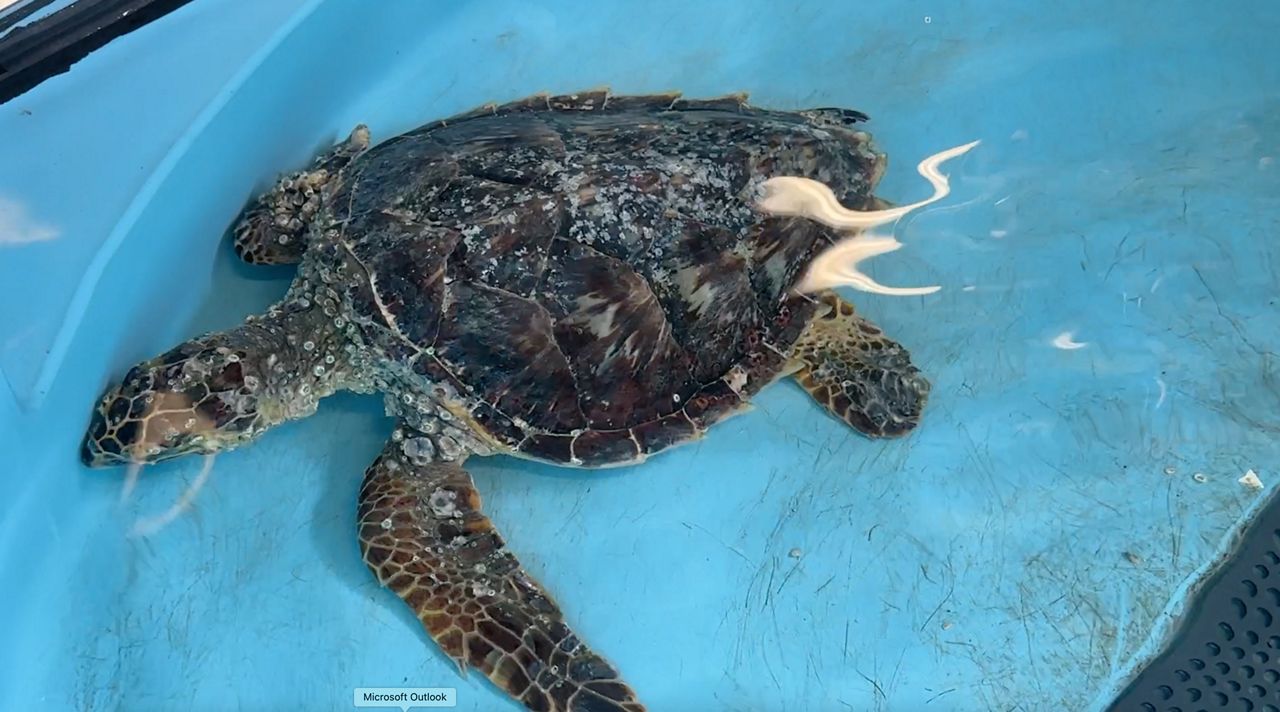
[{"left": 1, "top": 1, "right": 1278, "bottom": 710}]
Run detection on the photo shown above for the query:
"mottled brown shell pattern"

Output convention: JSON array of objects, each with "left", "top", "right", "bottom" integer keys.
[{"left": 318, "top": 90, "right": 884, "bottom": 466}]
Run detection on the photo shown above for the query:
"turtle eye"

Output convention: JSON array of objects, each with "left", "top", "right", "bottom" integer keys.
[
  {"left": 106, "top": 396, "right": 130, "bottom": 422},
  {"left": 120, "top": 365, "right": 156, "bottom": 393},
  {"left": 209, "top": 361, "right": 245, "bottom": 392},
  {"left": 196, "top": 396, "right": 238, "bottom": 428}
]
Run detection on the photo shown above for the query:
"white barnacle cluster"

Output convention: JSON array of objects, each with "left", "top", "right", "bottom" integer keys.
[
  {"left": 702, "top": 163, "right": 736, "bottom": 193},
  {"left": 402, "top": 436, "right": 436, "bottom": 465},
  {"left": 755, "top": 140, "right": 980, "bottom": 296},
  {"left": 261, "top": 168, "right": 328, "bottom": 245},
  {"left": 255, "top": 304, "right": 355, "bottom": 421},
  {"left": 563, "top": 171, "right": 591, "bottom": 213},
  {"left": 427, "top": 487, "right": 460, "bottom": 518},
  {"left": 435, "top": 433, "right": 464, "bottom": 460},
  {"left": 342, "top": 342, "right": 379, "bottom": 393},
  {"left": 663, "top": 157, "right": 736, "bottom": 217},
  {"left": 179, "top": 354, "right": 212, "bottom": 382},
  {"left": 384, "top": 385, "right": 477, "bottom": 463},
  {"left": 459, "top": 222, "right": 486, "bottom": 251}
]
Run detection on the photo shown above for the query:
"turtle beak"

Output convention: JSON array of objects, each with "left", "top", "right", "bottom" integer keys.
[
  {"left": 82, "top": 408, "right": 123, "bottom": 467},
  {"left": 81, "top": 407, "right": 148, "bottom": 468},
  {"left": 80, "top": 377, "right": 192, "bottom": 468},
  {"left": 82, "top": 362, "right": 261, "bottom": 469},
  {"left": 80, "top": 425, "right": 104, "bottom": 466}
]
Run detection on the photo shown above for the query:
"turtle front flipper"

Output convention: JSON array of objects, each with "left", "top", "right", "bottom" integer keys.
[
  {"left": 232, "top": 124, "right": 371, "bottom": 265},
  {"left": 358, "top": 428, "right": 645, "bottom": 712},
  {"left": 789, "top": 291, "right": 931, "bottom": 438}
]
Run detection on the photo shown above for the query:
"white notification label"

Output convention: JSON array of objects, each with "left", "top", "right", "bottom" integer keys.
[{"left": 354, "top": 688, "right": 457, "bottom": 710}]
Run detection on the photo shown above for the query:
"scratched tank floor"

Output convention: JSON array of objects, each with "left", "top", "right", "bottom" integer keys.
[{"left": 1, "top": 1, "right": 1279, "bottom": 711}]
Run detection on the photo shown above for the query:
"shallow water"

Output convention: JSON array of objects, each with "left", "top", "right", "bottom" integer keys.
[{"left": 1, "top": 1, "right": 1279, "bottom": 711}]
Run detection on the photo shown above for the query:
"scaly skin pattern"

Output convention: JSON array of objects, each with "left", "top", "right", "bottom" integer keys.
[
  {"left": 358, "top": 436, "right": 645, "bottom": 712},
  {"left": 790, "top": 291, "right": 932, "bottom": 437}
]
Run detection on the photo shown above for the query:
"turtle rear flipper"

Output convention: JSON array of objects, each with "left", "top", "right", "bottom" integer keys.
[
  {"left": 232, "top": 124, "right": 371, "bottom": 265},
  {"left": 790, "top": 292, "right": 931, "bottom": 438},
  {"left": 359, "top": 428, "right": 645, "bottom": 712}
]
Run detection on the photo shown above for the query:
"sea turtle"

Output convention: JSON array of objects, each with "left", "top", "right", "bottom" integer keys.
[{"left": 81, "top": 90, "right": 932, "bottom": 711}]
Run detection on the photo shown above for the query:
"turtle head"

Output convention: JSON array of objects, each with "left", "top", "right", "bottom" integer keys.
[{"left": 81, "top": 339, "right": 271, "bottom": 467}]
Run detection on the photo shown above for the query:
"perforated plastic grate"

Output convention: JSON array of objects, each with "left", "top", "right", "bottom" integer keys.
[{"left": 1110, "top": 505, "right": 1280, "bottom": 712}]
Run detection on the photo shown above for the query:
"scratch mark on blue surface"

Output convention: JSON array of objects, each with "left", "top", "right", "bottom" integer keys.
[
  {"left": 1108, "top": 577, "right": 1130, "bottom": 676},
  {"left": 774, "top": 559, "right": 801, "bottom": 596},
  {"left": 680, "top": 521, "right": 751, "bottom": 565},
  {"left": 842, "top": 619, "right": 849, "bottom": 664},
  {"left": 925, "top": 687, "right": 958, "bottom": 704},
  {"left": 627, "top": 501, "right": 657, "bottom": 523},
  {"left": 1103, "top": 230, "right": 1134, "bottom": 282},
  {"left": 919, "top": 581, "right": 954, "bottom": 632},
  {"left": 856, "top": 667, "right": 886, "bottom": 706},
  {"left": 1017, "top": 583, "right": 1044, "bottom": 698},
  {"left": 762, "top": 645, "right": 782, "bottom": 692},
  {"left": 555, "top": 486, "right": 589, "bottom": 537},
  {"left": 806, "top": 651, "right": 824, "bottom": 685},
  {"left": 761, "top": 557, "right": 778, "bottom": 611},
  {"left": 1193, "top": 265, "right": 1270, "bottom": 357}
]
